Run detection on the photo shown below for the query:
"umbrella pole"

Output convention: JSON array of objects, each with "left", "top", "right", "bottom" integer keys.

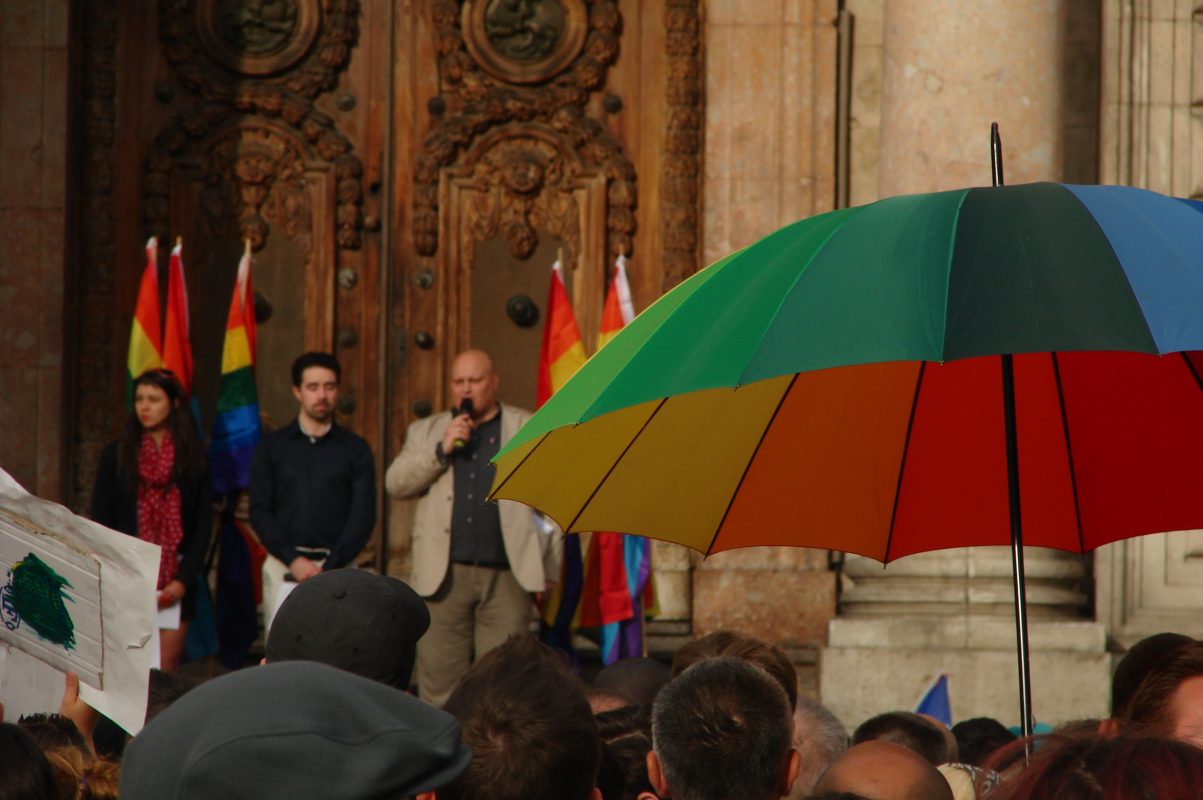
[
  {"left": 1002, "top": 354, "right": 1035, "bottom": 742},
  {"left": 993, "top": 122, "right": 1034, "bottom": 741}
]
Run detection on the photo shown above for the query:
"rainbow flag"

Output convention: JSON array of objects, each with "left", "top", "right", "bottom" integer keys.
[
  {"left": 126, "top": 237, "right": 163, "bottom": 405},
  {"left": 536, "top": 259, "right": 589, "bottom": 656},
  {"left": 582, "top": 255, "right": 654, "bottom": 664},
  {"left": 209, "top": 241, "right": 260, "bottom": 495},
  {"left": 162, "top": 239, "right": 194, "bottom": 395},
  {"left": 535, "top": 260, "right": 588, "bottom": 407},
  {"left": 209, "top": 241, "right": 266, "bottom": 669}
]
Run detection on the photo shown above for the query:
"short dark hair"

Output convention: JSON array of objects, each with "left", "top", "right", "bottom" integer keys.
[
  {"left": 951, "top": 717, "right": 1016, "bottom": 767},
  {"left": 672, "top": 631, "right": 798, "bottom": 710},
  {"left": 1117, "top": 640, "right": 1203, "bottom": 734},
  {"left": 852, "top": 712, "right": 951, "bottom": 766},
  {"left": 594, "top": 657, "right": 672, "bottom": 706},
  {"left": 441, "top": 635, "right": 601, "bottom": 800},
  {"left": 652, "top": 656, "right": 793, "bottom": 800},
  {"left": 0, "top": 723, "right": 57, "bottom": 800},
  {"left": 290, "top": 352, "right": 341, "bottom": 387}
]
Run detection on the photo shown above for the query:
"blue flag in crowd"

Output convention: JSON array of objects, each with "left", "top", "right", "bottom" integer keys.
[{"left": 915, "top": 673, "right": 953, "bottom": 727}]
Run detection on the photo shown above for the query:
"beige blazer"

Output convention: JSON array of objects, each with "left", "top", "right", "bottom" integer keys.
[{"left": 384, "top": 403, "right": 562, "bottom": 596}]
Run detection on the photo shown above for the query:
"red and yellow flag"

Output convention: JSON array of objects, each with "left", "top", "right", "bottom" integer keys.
[
  {"left": 162, "top": 238, "right": 194, "bottom": 394},
  {"left": 535, "top": 260, "right": 588, "bottom": 409},
  {"left": 598, "top": 254, "right": 635, "bottom": 350},
  {"left": 126, "top": 237, "right": 164, "bottom": 404}
]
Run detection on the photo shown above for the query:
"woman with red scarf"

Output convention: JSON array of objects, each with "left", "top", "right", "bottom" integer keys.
[{"left": 91, "top": 369, "right": 211, "bottom": 671}]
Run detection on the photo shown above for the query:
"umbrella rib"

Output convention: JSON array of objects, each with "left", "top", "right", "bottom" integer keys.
[
  {"left": 704, "top": 374, "right": 800, "bottom": 555},
  {"left": 565, "top": 398, "right": 669, "bottom": 533},
  {"left": 489, "top": 432, "right": 551, "bottom": 500},
  {"left": 884, "top": 361, "right": 927, "bottom": 563},
  {"left": 1178, "top": 351, "right": 1203, "bottom": 393},
  {"left": 1050, "top": 352, "right": 1087, "bottom": 554}
]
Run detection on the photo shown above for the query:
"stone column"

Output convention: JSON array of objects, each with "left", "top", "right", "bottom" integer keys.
[
  {"left": 877, "top": 0, "right": 1065, "bottom": 195},
  {"left": 820, "top": 0, "right": 1110, "bottom": 729}
]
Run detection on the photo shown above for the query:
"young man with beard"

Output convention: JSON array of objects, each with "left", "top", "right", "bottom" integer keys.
[{"left": 250, "top": 352, "right": 376, "bottom": 630}]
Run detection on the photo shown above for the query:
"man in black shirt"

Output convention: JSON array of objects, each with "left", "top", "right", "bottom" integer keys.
[{"left": 250, "top": 352, "right": 376, "bottom": 631}]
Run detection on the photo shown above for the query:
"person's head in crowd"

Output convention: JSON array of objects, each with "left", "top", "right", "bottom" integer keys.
[
  {"left": 146, "top": 668, "right": 193, "bottom": 722},
  {"left": 0, "top": 722, "right": 58, "bottom": 800},
  {"left": 814, "top": 741, "right": 953, "bottom": 800},
  {"left": 595, "top": 705, "right": 655, "bottom": 800},
  {"left": 950, "top": 717, "right": 1015, "bottom": 767},
  {"left": 89, "top": 715, "right": 126, "bottom": 764},
  {"left": 853, "top": 711, "right": 955, "bottom": 766},
  {"left": 595, "top": 703, "right": 652, "bottom": 743},
  {"left": 265, "top": 568, "right": 430, "bottom": 689},
  {"left": 41, "top": 747, "right": 120, "bottom": 800},
  {"left": 983, "top": 733, "right": 1203, "bottom": 799},
  {"left": 786, "top": 696, "right": 848, "bottom": 798},
  {"left": 594, "top": 657, "right": 672, "bottom": 707},
  {"left": 437, "top": 634, "right": 602, "bottom": 800},
  {"left": 16, "top": 713, "right": 87, "bottom": 755},
  {"left": 588, "top": 688, "right": 637, "bottom": 714},
  {"left": 650, "top": 656, "right": 799, "bottom": 800},
  {"left": 671, "top": 631, "right": 798, "bottom": 711},
  {"left": 16, "top": 713, "right": 96, "bottom": 800},
  {"left": 120, "top": 661, "right": 471, "bottom": 800},
  {"left": 599, "top": 735, "right": 656, "bottom": 800},
  {"left": 1107, "top": 633, "right": 1203, "bottom": 747}
]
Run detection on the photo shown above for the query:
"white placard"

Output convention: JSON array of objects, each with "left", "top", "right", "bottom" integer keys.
[
  {"left": 0, "top": 469, "right": 159, "bottom": 735},
  {"left": 157, "top": 601, "right": 181, "bottom": 631}
]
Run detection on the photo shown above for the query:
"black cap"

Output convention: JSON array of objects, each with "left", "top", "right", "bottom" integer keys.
[
  {"left": 121, "top": 661, "right": 471, "bottom": 800},
  {"left": 1111, "top": 632, "right": 1196, "bottom": 717},
  {"left": 266, "top": 569, "right": 430, "bottom": 689}
]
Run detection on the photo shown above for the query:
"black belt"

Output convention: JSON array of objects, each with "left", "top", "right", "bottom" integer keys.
[{"left": 451, "top": 560, "right": 509, "bottom": 570}]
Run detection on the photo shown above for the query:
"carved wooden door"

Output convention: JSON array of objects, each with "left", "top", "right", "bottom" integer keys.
[
  {"left": 72, "top": 1, "right": 390, "bottom": 561},
  {"left": 385, "top": 0, "right": 704, "bottom": 581}
]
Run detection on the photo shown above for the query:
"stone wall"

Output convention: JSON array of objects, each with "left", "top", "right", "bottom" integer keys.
[{"left": 0, "top": 1, "right": 72, "bottom": 502}]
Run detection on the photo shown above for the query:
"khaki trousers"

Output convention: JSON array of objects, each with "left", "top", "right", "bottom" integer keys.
[{"left": 417, "top": 563, "right": 533, "bottom": 706}]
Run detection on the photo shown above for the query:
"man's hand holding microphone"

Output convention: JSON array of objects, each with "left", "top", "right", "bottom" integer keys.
[{"left": 441, "top": 397, "right": 475, "bottom": 458}]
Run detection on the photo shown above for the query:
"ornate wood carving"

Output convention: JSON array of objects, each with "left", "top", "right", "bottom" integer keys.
[
  {"left": 440, "top": 124, "right": 609, "bottom": 361},
  {"left": 161, "top": 0, "right": 356, "bottom": 98},
  {"left": 452, "top": 125, "right": 603, "bottom": 260},
  {"left": 72, "top": 0, "right": 121, "bottom": 511},
  {"left": 662, "top": 0, "right": 703, "bottom": 290},
  {"left": 461, "top": 0, "right": 588, "bottom": 84},
  {"left": 195, "top": 125, "right": 315, "bottom": 251},
  {"left": 415, "top": 0, "right": 634, "bottom": 267},
  {"left": 151, "top": 0, "right": 363, "bottom": 250}
]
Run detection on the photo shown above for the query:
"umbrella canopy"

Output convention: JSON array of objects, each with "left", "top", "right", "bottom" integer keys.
[{"left": 490, "top": 182, "right": 1203, "bottom": 561}]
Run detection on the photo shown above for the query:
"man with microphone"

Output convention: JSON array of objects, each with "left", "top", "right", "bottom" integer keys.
[{"left": 386, "top": 349, "right": 561, "bottom": 704}]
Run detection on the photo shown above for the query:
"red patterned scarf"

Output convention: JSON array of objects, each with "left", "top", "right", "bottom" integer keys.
[{"left": 137, "top": 433, "right": 183, "bottom": 590}]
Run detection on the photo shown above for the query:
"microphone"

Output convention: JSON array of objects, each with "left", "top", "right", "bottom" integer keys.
[{"left": 452, "top": 398, "right": 474, "bottom": 450}]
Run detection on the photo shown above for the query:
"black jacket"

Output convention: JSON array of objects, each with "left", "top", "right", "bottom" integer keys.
[{"left": 90, "top": 439, "right": 212, "bottom": 598}]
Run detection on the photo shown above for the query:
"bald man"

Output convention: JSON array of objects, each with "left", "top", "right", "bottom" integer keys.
[
  {"left": 814, "top": 741, "right": 953, "bottom": 800},
  {"left": 386, "top": 350, "right": 561, "bottom": 705}
]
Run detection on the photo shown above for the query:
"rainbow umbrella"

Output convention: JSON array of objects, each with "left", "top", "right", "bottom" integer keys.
[{"left": 491, "top": 134, "right": 1203, "bottom": 736}]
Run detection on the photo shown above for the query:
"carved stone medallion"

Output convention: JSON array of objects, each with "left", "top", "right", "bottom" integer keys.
[
  {"left": 195, "top": 0, "right": 320, "bottom": 76},
  {"left": 461, "top": 0, "right": 587, "bottom": 84}
]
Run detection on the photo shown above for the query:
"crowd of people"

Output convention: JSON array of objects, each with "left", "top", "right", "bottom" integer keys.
[
  {"left": 5, "top": 596, "right": 1203, "bottom": 799},
  {"left": 0, "top": 351, "right": 1193, "bottom": 797}
]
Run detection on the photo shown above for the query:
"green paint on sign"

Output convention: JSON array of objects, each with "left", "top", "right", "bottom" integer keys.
[{"left": 10, "top": 552, "right": 75, "bottom": 650}]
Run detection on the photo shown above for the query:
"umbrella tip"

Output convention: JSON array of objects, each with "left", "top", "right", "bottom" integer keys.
[{"left": 990, "top": 123, "right": 1005, "bottom": 187}]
